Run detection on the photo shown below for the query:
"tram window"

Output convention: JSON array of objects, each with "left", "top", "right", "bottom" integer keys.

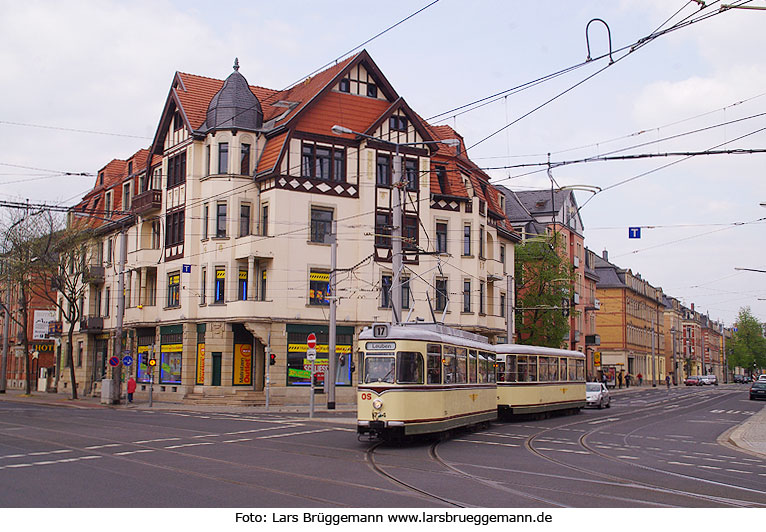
[
  {"left": 487, "top": 354, "right": 496, "bottom": 383},
  {"left": 358, "top": 351, "right": 365, "bottom": 385},
  {"left": 427, "top": 344, "right": 441, "bottom": 384},
  {"left": 478, "top": 352, "right": 488, "bottom": 383},
  {"left": 539, "top": 356, "right": 550, "bottom": 381},
  {"left": 496, "top": 361, "right": 505, "bottom": 382},
  {"left": 364, "top": 355, "right": 395, "bottom": 384},
  {"left": 518, "top": 355, "right": 538, "bottom": 382},
  {"left": 568, "top": 358, "right": 577, "bottom": 381},
  {"left": 469, "top": 350, "right": 477, "bottom": 383},
  {"left": 443, "top": 345, "right": 456, "bottom": 384},
  {"left": 397, "top": 352, "right": 424, "bottom": 384},
  {"left": 560, "top": 358, "right": 568, "bottom": 382},
  {"left": 505, "top": 355, "right": 517, "bottom": 382},
  {"left": 456, "top": 348, "right": 467, "bottom": 384},
  {"left": 576, "top": 359, "right": 585, "bottom": 381}
]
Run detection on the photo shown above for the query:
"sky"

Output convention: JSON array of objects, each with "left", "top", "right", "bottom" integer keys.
[{"left": 1, "top": 0, "right": 765, "bottom": 326}]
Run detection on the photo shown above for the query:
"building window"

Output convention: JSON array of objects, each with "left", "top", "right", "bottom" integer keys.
[
  {"left": 167, "top": 273, "right": 180, "bottom": 307},
  {"left": 218, "top": 143, "right": 229, "bottom": 174},
  {"left": 203, "top": 204, "right": 209, "bottom": 239},
  {"left": 435, "top": 278, "right": 448, "bottom": 312},
  {"left": 375, "top": 211, "right": 391, "bottom": 248},
  {"left": 301, "top": 143, "right": 345, "bottom": 182},
  {"left": 500, "top": 244, "right": 506, "bottom": 272},
  {"left": 381, "top": 275, "right": 392, "bottom": 308},
  {"left": 200, "top": 267, "right": 207, "bottom": 305},
  {"left": 338, "top": 78, "right": 350, "bottom": 92},
  {"left": 367, "top": 84, "right": 378, "bottom": 98},
  {"left": 104, "top": 192, "right": 112, "bottom": 217},
  {"left": 463, "top": 225, "right": 471, "bottom": 256},
  {"left": 167, "top": 150, "right": 187, "bottom": 188},
  {"left": 95, "top": 290, "right": 102, "bottom": 318},
  {"left": 261, "top": 204, "right": 269, "bottom": 236},
  {"left": 240, "top": 143, "right": 251, "bottom": 175},
  {"left": 238, "top": 269, "right": 248, "bottom": 301},
  {"left": 239, "top": 204, "right": 251, "bottom": 237},
  {"left": 479, "top": 281, "right": 485, "bottom": 315},
  {"left": 463, "top": 280, "right": 471, "bottom": 313},
  {"left": 309, "top": 269, "right": 330, "bottom": 306},
  {"left": 173, "top": 109, "right": 183, "bottom": 131},
  {"left": 402, "top": 277, "right": 410, "bottom": 310},
  {"left": 479, "top": 226, "right": 485, "bottom": 259},
  {"left": 106, "top": 238, "right": 113, "bottom": 264},
  {"left": 389, "top": 116, "right": 408, "bottom": 132},
  {"left": 205, "top": 145, "right": 211, "bottom": 177},
  {"left": 104, "top": 287, "right": 111, "bottom": 317},
  {"left": 310, "top": 207, "right": 333, "bottom": 244},
  {"left": 77, "top": 341, "right": 83, "bottom": 367},
  {"left": 435, "top": 165, "right": 447, "bottom": 194},
  {"left": 123, "top": 182, "right": 131, "bottom": 210},
  {"left": 403, "top": 215, "right": 418, "bottom": 251},
  {"left": 500, "top": 292, "right": 506, "bottom": 318},
  {"left": 259, "top": 270, "right": 267, "bottom": 301},
  {"left": 151, "top": 220, "right": 161, "bottom": 249},
  {"left": 405, "top": 159, "right": 418, "bottom": 191},
  {"left": 216, "top": 203, "right": 227, "bottom": 237},
  {"left": 436, "top": 222, "right": 447, "bottom": 253},
  {"left": 214, "top": 268, "right": 225, "bottom": 303},
  {"left": 376, "top": 154, "right": 391, "bottom": 186},
  {"left": 165, "top": 210, "right": 185, "bottom": 247}
]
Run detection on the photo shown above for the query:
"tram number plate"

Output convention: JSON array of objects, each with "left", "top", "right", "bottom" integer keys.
[{"left": 360, "top": 393, "right": 373, "bottom": 400}]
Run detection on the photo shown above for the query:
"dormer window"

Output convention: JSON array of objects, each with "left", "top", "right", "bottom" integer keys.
[
  {"left": 338, "top": 78, "right": 350, "bottom": 93},
  {"left": 367, "top": 84, "right": 378, "bottom": 99},
  {"left": 435, "top": 165, "right": 447, "bottom": 194},
  {"left": 99, "top": 172, "right": 104, "bottom": 185},
  {"left": 127, "top": 161, "right": 133, "bottom": 176}
]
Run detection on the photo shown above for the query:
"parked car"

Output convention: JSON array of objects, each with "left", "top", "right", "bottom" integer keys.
[
  {"left": 586, "top": 382, "right": 611, "bottom": 409},
  {"left": 699, "top": 375, "right": 718, "bottom": 386},
  {"left": 758, "top": 375, "right": 766, "bottom": 382},
  {"left": 733, "top": 374, "right": 747, "bottom": 384},
  {"left": 684, "top": 376, "right": 702, "bottom": 386},
  {"left": 750, "top": 381, "right": 766, "bottom": 400}
]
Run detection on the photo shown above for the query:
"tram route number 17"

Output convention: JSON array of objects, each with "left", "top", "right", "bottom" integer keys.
[{"left": 360, "top": 393, "right": 373, "bottom": 400}]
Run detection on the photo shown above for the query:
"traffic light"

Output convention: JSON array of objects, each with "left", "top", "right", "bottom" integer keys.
[{"left": 269, "top": 352, "right": 276, "bottom": 366}]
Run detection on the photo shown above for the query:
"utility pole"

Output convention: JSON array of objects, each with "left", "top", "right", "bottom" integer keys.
[
  {"left": 652, "top": 312, "right": 657, "bottom": 388},
  {"left": 111, "top": 228, "right": 127, "bottom": 404},
  {"left": 265, "top": 332, "right": 271, "bottom": 410},
  {"left": 0, "top": 300, "right": 8, "bottom": 393},
  {"left": 506, "top": 275, "right": 515, "bottom": 344},
  {"left": 391, "top": 148, "right": 403, "bottom": 326},
  {"left": 327, "top": 219, "right": 337, "bottom": 410},
  {"left": 671, "top": 326, "right": 678, "bottom": 386}
]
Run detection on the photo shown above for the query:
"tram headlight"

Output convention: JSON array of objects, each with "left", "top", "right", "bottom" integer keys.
[{"left": 372, "top": 398, "right": 383, "bottom": 410}]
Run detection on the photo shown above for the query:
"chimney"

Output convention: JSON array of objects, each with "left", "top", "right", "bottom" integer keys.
[
  {"left": 691, "top": 302, "right": 695, "bottom": 311},
  {"left": 602, "top": 248, "right": 608, "bottom": 261}
]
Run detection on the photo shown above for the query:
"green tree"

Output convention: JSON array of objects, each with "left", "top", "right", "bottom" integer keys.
[
  {"left": 729, "top": 307, "right": 766, "bottom": 375},
  {"left": 514, "top": 232, "right": 573, "bottom": 348}
]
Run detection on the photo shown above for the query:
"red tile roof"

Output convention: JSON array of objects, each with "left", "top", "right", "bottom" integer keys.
[
  {"left": 299, "top": 91, "right": 391, "bottom": 138},
  {"left": 256, "top": 132, "right": 289, "bottom": 175}
]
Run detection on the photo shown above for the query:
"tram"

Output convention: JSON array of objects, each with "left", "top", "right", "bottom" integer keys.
[
  {"left": 494, "top": 344, "right": 587, "bottom": 417},
  {"left": 356, "top": 322, "right": 497, "bottom": 439}
]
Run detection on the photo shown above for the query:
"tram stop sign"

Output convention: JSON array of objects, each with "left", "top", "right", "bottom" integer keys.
[{"left": 307, "top": 333, "right": 317, "bottom": 350}]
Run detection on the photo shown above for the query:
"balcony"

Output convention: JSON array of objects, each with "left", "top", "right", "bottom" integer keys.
[
  {"left": 85, "top": 266, "right": 105, "bottom": 284},
  {"left": 585, "top": 298, "right": 601, "bottom": 311},
  {"left": 132, "top": 189, "right": 162, "bottom": 215},
  {"left": 80, "top": 316, "right": 104, "bottom": 332},
  {"left": 586, "top": 334, "right": 601, "bottom": 346}
]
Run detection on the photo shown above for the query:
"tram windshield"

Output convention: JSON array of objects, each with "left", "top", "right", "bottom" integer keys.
[{"left": 364, "top": 354, "right": 395, "bottom": 383}]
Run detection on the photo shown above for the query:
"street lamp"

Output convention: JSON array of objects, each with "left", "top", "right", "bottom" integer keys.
[{"left": 332, "top": 124, "right": 459, "bottom": 325}]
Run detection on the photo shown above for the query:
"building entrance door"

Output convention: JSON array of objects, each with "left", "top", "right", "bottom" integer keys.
[{"left": 212, "top": 353, "right": 222, "bottom": 386}]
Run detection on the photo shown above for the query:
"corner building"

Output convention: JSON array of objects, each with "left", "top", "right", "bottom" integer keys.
[{"left": 59, "top": 52, "right": 520, "bottom": 405}]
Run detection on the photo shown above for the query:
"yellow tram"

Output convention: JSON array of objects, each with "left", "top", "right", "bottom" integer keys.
[
  {"left": 357, "top": 323, "right": 497, "bottom": 439},
  {"left": 494, "top": 344, "right": 587, "bottom": 417}
]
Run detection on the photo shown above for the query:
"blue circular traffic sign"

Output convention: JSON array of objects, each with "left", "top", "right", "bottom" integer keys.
[{"left": 122, "top": 355, "right": 133, "bottom": 367}]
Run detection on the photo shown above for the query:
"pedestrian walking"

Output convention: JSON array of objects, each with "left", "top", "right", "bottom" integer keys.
[
  {"left": 665, "top": 375, "right": 671, "bottom": 390},
  {"left": 625, "top": 374, "right": 631, "bottom": 388},
  {"left": 618, "top": 372, "right": 623, "bottom": 389},
  {"left": 637, "top": 373, "right": 643, "bottom": 386},
  {"left": 127, "top": 376, "right": 136, "bottom": 403}
]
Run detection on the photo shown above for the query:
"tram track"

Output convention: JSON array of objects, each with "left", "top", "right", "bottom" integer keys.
[{"left": 521, "top": 389, "right": 765, "bottom": 507}]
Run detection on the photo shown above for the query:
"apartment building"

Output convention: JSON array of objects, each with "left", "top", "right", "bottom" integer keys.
[{"left": 58, "top": 51, "right": 520, "bottom": 405}]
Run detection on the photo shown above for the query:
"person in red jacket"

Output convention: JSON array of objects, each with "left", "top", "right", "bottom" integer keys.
[{"left": 127, "top": 377, "right": 137, "bottom": 403}]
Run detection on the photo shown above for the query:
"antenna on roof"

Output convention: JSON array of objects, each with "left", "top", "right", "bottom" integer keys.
[{"left": 233, "top": 57, "right": 240, "bottom": 72}]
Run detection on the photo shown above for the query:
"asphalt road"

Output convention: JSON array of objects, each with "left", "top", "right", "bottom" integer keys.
[{"left": 0, "top": 385, "right": 764, "bottom": 508}]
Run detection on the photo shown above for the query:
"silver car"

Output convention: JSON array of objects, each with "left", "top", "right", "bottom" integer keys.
[{"left": 586, "top": 382, "right": 611, "bottom": 409}]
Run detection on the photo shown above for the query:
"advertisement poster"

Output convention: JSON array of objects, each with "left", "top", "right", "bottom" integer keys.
[
  {"left": 160, "top": 343, "right": 182, "bottom": 384},
  {"left": 233, "top": 343, "right": 252, "bottom": 386},
  {"left": 196, "top": 343, "right": 205, "bottom": 385},
  {"left": 33, "top": 310, "right": 57, "bottom": 340}
]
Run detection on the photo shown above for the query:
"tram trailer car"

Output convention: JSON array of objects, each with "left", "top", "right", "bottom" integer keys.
[
  {"left": 357, "top": 323, "right": 497, "bottom": 439},
  {"left": 494, "top": 344, "right": 587, "bottom": 418}
]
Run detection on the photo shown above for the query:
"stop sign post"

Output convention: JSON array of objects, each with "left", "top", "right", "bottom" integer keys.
[{"left": 307, "top": 333, "right": 317, "bottom": 418}]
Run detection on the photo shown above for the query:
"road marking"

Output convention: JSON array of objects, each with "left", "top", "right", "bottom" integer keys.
[
  {"left": 454, "top": 439, "right": 519, "bottom": 448},
  {"left": 1, "top": 449, "right": 73, "bottom": 460},
  {"left": 699, "top": 465, "right": 721, "bottom": 470},
  {"left": 0, "top": 455, "right": 101, "bottom": 470},
  {"left": 588, "top": 417, "right": 620, "bottom": 425},
  {"left": 132, "top": 438, "right": 181, "bottom": 444},
  {"left": 221, "top": 425, "right": 302, "bottom": 436},
  {"left": 537, "top": 447, "right": 589, "bottom": 455},
  {"left": 114, "top": 449, "right": 155, "bottom": 456},
  {"left": 164, "top": 442, "right": 215, "bottom": 450},
  {"left": 616, "top": 456, "right": 639, "bottom": 460},
  {"left": 725, "top": 469, "right": 751, "bottom": 474},
  {"left": 222, "top": 438, "right": 252, "bottom": 443},
  {"left": 192, "top": 434, "right": 220, "bottom": 439},
  {"left": 256, "top": 428, "right": 334, "bottom": 439},
  {"left": 666, "top": 435, "right": 691, "bottom": 439},
  {"left": 667, "top": 461, "right": 694, "bottom": 466},
  {"left": 701, "top": 457, "right": 725, "bottom": 463},
  {"left": 84, "top": 444, "right": 122, "bottom": 450}
]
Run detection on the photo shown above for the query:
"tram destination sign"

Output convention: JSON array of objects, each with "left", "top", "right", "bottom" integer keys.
[{"left": 366, "top": 342, "right": 395, "bottom": 350}]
